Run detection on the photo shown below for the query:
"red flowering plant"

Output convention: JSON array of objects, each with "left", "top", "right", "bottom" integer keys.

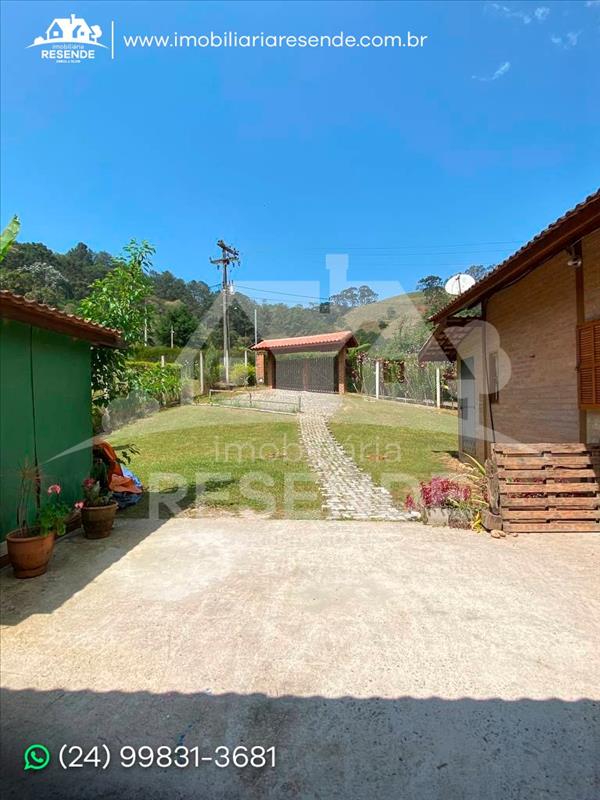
[
  {"left": 405, "top": 476, "right": 485, "bottom": 529},
  {"left": 79, "top": 476, "right": 113, "bottom": 508},
  {"left": 37, "top": 484, "right": 71, "bottom": 537},
  {"left": 418, "top": 477, "right": 471, "bottom": 508}
]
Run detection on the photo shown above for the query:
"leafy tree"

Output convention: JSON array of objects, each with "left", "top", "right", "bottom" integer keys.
[
  {"left": 465, "top": 264, "right": 490, "bottom": 282},
  {"left": 330, "top": 285, "right": 378, "bottom": 308},
  {"left": 389, "top": 316, "right": 432, "bottom": 359},
  {"left": 354, "top": 328, "right": 380, "bottom": 347},
  {"left": 157, "top": 305, "right": 198, "bottom": 347},
  {"left": 2, "top": 240, "right": 58, "bottom": 271},
  {"left": 187, "top": 279, "right": 213, "bottom": 311},
  {"left": 330, "top": 287, "right": 359, "bottom": 308},
  {"left": 150, "top": 270, "right": 213, "bottom": 316},
  {"left": 416, "top": 275, "right": 449, "bottom": 315},
  {"left": 78, "top": 240, "right": 155, "bottom": 403},
  {"left": 357, "top": 285, "right": 378, "bottom": 305},
  {"left": 2, "top": 239, "right": 115, "bottom": 302},
  {"left": 0, "top": 262, "right": 69, "bottom": 306},
  {"left": 59, "top": 242, "right": 114, "bottom": 299}
]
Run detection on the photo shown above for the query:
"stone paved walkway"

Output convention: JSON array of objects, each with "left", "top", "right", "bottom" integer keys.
[
  {"left": 256, "top": 390, "right": 401, "bottom": 521},
  {"left": 299, "top": 412, "right": 409, "bottom": 520},
  {"left": 259, "top": 389, "right": 409, "bottom": 519}
]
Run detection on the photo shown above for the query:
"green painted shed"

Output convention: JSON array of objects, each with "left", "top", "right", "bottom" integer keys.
[{"left": 0, "top": 291, "right": 123, "bottom": 548}]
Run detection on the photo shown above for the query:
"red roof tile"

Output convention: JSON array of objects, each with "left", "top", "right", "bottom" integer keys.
[
  {"left": 252, "top": 330, "right": 357, "bottom": 351},
  {"left": 0, "top": 290, "right": 124, "bottom": 348}
]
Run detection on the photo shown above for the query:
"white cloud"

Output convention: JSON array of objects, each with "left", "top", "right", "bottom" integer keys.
[
  {"left": 585, "top": 1, "right": 600, "bottom": 7},
  {"left": 491, "top": 3, "right": 532, "bottom": 24},
  {"left": 490, "top": 3, "right": 550, "bottom": 24},
  {"left": 472, "top": 61, "right": 512, "bottom": 82},
  {"left": 550, "top": 31, "right": 581, "bottom": 48}
]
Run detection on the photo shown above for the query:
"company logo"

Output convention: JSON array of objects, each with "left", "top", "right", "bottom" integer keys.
[{"left": 27, "top": 13, "right": 107, "bottom": 63}]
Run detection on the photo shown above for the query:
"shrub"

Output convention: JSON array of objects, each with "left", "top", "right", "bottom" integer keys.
[
  {"left": 130, "top": 345, "right": 182, "bottom": 363},
  {"left": 126, "top": 361, "right": 182, "bottom": 406},
  {"left": 229, "top": 363, "right": 256, "bottom": 386}
]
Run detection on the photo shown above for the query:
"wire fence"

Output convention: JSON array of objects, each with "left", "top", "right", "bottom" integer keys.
[
  {"left": 208, "top": 388, "right": 301, "bottom": 414},
  {"left": 352, "top": 357, "right": 458, "bottom": 410}
]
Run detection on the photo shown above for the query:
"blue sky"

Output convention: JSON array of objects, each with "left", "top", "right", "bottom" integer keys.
[{"left": 1, "top": 0, "right": 598, "bottom": 301}]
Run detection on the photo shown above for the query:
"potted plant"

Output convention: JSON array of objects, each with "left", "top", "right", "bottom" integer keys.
[
  {"left": 78, "top": 478, "right": 118, "bottom": 539},
  {"left": 405, "top": 476, "right": 477, "bottom": 527},
  {"left": 6, "top": 470, "right": 71, "bottom": 578}
]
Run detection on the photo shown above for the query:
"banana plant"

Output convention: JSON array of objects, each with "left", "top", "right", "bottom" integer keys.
[{"left": 0, "top": 215, "right": 20, "bottom": 263}]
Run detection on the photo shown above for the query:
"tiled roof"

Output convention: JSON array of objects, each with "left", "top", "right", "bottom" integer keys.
[
  {"left": 0, "top": 290, "right": 124, "bottom": 348},
  {"left": 431, "top": 189, "right": 600, "bottom": 322},
  {"left": 252, "top": 330, "right": 357, "bottom": 351}
]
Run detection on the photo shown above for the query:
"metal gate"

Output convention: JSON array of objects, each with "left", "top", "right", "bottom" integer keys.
[{"left": 274, "top": 354, "right": 337, "bottom": 392}]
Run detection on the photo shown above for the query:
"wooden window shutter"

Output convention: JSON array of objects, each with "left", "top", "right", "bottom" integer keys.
[{"left": 577, "top": 319, "right": 600, "bottom": 409}]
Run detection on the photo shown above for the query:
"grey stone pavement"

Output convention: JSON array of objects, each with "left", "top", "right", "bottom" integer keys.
[
  {"left": 262, "top": 390, "right": 409, "bottom": 520},
  {"left": 1, "top": 518, "right": 598, "bottom": 800}
]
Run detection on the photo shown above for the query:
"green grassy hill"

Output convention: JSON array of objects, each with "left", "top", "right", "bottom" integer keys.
[{"left": 342, "top": 290, "right": 426, "bottom": 339}]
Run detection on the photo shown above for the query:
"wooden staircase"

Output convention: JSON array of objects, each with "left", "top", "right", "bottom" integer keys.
[{"left": 486, "top": 443, "right": 600, "bottom": 534}]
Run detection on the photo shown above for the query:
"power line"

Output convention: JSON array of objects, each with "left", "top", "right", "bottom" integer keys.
[
  {"left": 234, "top": 284, "right": 331, "bottom": 302},
  {"left": 247, "top": 240, "right": 522, "bottom": 254}
]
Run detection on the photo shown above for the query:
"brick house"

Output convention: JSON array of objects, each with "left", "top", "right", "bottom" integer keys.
[
  {"left": 252, "top": 331, "right": 358, "bottom": 393},
  {"left": 420, "top": 190, "right": 600, "bottom": 461}
]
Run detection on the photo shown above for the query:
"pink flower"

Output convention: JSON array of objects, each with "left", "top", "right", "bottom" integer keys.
[
  {"left": 48, "top": 484, "right": 61, "bottom": 495},
  {"left": 83, "top": 478, "right": 96, "bottom": 489},
  {"left": 405, "top": 494, "right": 417, "bottom": 511},
  {"left": 74, "top": 501, "right": 84, "bottom": 509}
]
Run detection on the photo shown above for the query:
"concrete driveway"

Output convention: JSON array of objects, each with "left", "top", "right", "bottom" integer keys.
[{"left": 1, "top": 518, "right": 598, "bottom": 800}]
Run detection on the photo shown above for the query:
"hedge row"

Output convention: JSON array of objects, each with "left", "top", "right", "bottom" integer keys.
[{"left": 126, "top": 361, "right": 183, "bottom": 406}]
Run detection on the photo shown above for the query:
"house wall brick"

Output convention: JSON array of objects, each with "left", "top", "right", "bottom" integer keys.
[
  {"left": 255, "top": 352, "right": 265, "bottom": 383},
  {"left": 484, "top": 249, "right": 580, "bottom": 445},
  {"left": 337, "top": 346, "right": 346, "bottom": 393},
  {"left": 582, "top": 228, "right": 600, "bottom": 322},
  {"left": 582, "top": 229, "right": 600, "bottom": 441}
]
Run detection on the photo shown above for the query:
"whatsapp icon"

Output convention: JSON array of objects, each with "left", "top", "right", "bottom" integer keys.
[{"left": 24, "top": 744, "right": 51, "bottom": 771}]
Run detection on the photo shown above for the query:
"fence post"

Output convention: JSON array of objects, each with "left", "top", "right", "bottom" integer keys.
[
  {"left": 161, "top": 355, "right": 165, "bottom": 367},
  {"left": 199, "top": 350, "right": 204, "bottom": 395},
  {"left": 375, "top": 360, "right": 380, "bottom": 400},
  {"left": 244, "top": 350, "right": 248, "bottom": 368},
  {"left": 435, "top": 367, "right": 441, "bottom": 408}
]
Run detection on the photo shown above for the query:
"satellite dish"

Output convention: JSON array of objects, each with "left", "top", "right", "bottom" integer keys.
[{"left": 444, "top": 273, "right": 476, "bottom": 296}]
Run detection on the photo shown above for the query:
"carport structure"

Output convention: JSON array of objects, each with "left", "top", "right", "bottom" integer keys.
[{"left": 252, "top": 330, "right": 357, "bottom": 393}]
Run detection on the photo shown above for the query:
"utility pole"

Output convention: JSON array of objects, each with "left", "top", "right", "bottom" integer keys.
[
  {"left": 210, "top": 239, "right": 240, "bottom": 384},
  {"left": 254, "top": 308, "right": 258, "bottom": 345},
  {"left": 170, "top": 325, "right": 174, "bottom": 349}
]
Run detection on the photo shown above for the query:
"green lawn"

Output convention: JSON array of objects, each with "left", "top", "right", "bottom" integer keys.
[
  {"left": 329, "top": 395, "right": 461, "bottom": 506},
  {"left": 109, "top": 404, "right": 322, "bottom": 518},
  {"left": 108, "top": 395, "right": 461, "bottom": 519}
]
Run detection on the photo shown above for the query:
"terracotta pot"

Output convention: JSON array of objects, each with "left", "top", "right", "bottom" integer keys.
[
  {"left": 81, "top": 502, "right": 118, "bottom": 539},
  {"left": 6, "top": 527, "right": 56, "bottom": 579}
]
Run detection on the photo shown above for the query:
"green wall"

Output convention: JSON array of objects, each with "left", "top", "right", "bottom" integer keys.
[{"left": 0, "top": 318, "right": 92, "bottom": 539}]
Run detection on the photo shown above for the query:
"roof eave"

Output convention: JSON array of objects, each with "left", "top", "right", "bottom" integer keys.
[
  {"left": 0, "top": 294, "right": 125, "bottom": 348},
  {"left": 252, "top": 331, "right": 358, "bottom": 352},
  {"left": 431, "top": 190, "right": 600, "bottom": 324}
]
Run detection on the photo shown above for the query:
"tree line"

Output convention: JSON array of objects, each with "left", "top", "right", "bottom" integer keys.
[{"left": 0, "top": 237, "right": 490, "bottom": 358}]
